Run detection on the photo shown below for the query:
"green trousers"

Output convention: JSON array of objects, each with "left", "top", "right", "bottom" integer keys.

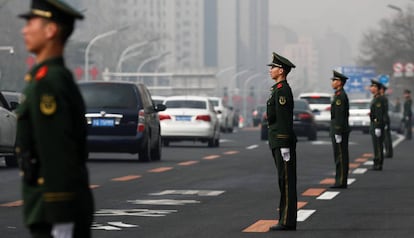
[{"left": 331, "top": 132, "right": 349, "bottom": 186}]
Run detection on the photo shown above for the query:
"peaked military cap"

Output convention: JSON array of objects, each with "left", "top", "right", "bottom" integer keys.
[
  {"left": 331, "top": 70, "right": 348, "bottom": 83},
  {"left": 370, "top": 79, "right": 383, "bottom": 89},
  {"left": 267, "top": 52, "right": 296, "bottom": 70},
  {"left": 404, "top": 89, "right": 411, "bottom": 94},
  {"left": 18, "top": 0, "right": 84, "bottom": 24}
]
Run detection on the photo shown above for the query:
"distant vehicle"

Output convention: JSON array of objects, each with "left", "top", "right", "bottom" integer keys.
[
  {"left": 152, "top": 95, "right": 166, "bottom": 105},
  {"left": 261, "top": 99, "right": 317, "bottom": 141},
  {"left": 78, "top": 81, "right": 166, "bottom": 162},
  {"left": 349, "top": 99, "right": 370, "bottom": 134},
  {"left": 209, "top": 97, "right": 234, "bottom": 133},
  {"left": 252, "top": 104, "right": 266, "bottom": 127},
  {"left": 298, "top": 92, "right": 332, "bottom": 131},
  {"left": 0, "top": 91, "right": 17, "bottom": 167},
  {"left": 388, "top": 101, "right": 404, "bottom": 134},
  {"left": 1, "top": 91, "right": 21, "bottom": 111},
  {"left": 159, "top": 96, "right": 220, "bottom": 147}
]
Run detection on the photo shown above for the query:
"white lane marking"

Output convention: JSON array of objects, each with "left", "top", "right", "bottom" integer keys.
[
  {"left": 297, "top": 209, "right": 316, "bottom": 222},
  {"left": 317, "top": 191, "right": 340, "bottom": 200},
  {"left": 311, "top": 141, "right": 357, "bottom": 145},
  {"left": 95, "top": 209, "right": 177, "bottom": 217},
  {"left": 347, "top": 178, "right": 356, "bottom": 185},
  {"left": 149, "top": 190, "right": 225, "bottom": 196},
  {"left": 246, "top": 144, "right": 259, "bottom": 150},
  {"left": 107, "top": 222, "right": 138, "bottom": 228},
  {"left": 92, "top": 224, "right": 121, "bottom": 231},
  {"left": 353, "top": 168, "right": 367, "bottom": 174},
  {"left": 127, "top": 199, "right": 200, "bottom": 206},
  {"left": 364, "top": 161, "right": 374, "bottom": 166},
  {"left": 393, "top": 133, "right": 405, "bottom": 147}
]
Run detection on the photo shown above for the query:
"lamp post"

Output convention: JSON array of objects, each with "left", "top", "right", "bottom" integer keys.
[
  {"left": 136, "top": 52, "right": 170, "bottom": 83},
  {"left": 228, "top": 70, "right": 252, "bottom": 106},
  {"left": 242, "top": 73, "right": 263, "bottom": 122},
  {"left": 116, "top": 38, "right": 159, "bottom": 72},
  {"left": 387, "top": 4, "right": 403, "bottom": 14},
  {"left": 0, "top": 46, "right": 14, "bottom": 54},
  {"left": 84, "top": 26, "right": 129, "bottom": 81}
]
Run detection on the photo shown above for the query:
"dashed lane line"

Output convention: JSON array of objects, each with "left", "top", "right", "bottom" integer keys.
[
  {"left": 148, "top": 167, "right": 174, "bottom": 173},
  {"left": 177, "top": 160, "right": 199, "bottom": 166},
  {"left": 223, "top": 150, "right": 239, "bottom": 155},
  {"left": 302, "top": 188, "right": 326, "bottom": 197},
  {"left": 246, "top": 144, "right": 259, "bottom": 150},
  {"left": 352, "top": 168, "right": 368, "bottom": 174},
  {"left": 317, "top": 191, "right": 340, "bottom": 200},
  {"left": 202, "top": 155, "right": 220, "bottom": 160}
]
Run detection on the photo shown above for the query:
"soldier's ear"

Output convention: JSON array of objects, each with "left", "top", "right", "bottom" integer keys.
[{"left": 44, "top": 21, "right": 59, "bottom": 40}]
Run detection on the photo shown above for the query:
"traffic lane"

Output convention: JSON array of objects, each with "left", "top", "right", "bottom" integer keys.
[{"left": 89, "top": 129, "right": 346, "bottom": 237}]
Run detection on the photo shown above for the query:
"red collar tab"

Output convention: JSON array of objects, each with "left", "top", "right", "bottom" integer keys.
[
  {"left": 335, "top": 91, "right": 341, "bottom": 96},
  {"left": 277, "top": 83, "right": 283, "bottom": 89},
  {"left": 35, "top": 66, "right": 48, "bottom": 81}
]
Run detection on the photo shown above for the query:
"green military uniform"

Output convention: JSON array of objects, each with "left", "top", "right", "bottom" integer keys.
[
  {"left": 329, "top": 71, "right": 350, "bottom": 188},
  {"left": 17, "top": 1, "right": 94, "bottom": 237},
  {"left": 382, "top": 91, "right": 393, "bottom": 158},
  {"left": 403, "top": 90, "right": 412, "bottom": 140},
  {"left": 266, "top": 53, "right": 297, "bottom": 230},
  {"left": 369, "top": 80, "right": 385, "bottom": 170}
]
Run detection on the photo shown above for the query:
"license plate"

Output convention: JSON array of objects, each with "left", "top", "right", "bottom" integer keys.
[
  {"left": 175, "top": 116, "right": 191, "bottom": 121},
  {"left": 92, "top": 118, "right": 115, "bottom": 127},
  {"left": 353, "top": 121, "right": 362, "bottom": 126}
]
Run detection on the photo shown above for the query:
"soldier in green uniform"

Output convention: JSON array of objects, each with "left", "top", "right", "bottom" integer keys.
[
  {"left": 403, "top": 89, "right": 412, "bottom": 140},
  {"left": 380, "top": 85, "right": 393, "bottom": 158},
  {"left": 329, "top": 70, "right": 350, "bottom": 189},
  {"left": 266, "top": 52, "right": 297, "bottom": 231},
  {"left": 16, "top": 1, "right": 94, "bottom": 237},
  {"left": 369, "top": 80, "right": 386, "bottom": 170}
]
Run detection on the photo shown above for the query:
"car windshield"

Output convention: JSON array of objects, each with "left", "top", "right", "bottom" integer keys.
[
  {"left": 165, "top": 100, "right": 207, "bottom": 109},
  {"left": 350, "top": 102, "right": 370, "bottom": 109},
  {"left": 295, "top": 100, "right": 309, "bottom": 110},
  {"left": 210, "top": 100, "right": 219, "bottom": 107},
  {"left": 80, "top": 84, "right": 139, "bottom": 109},
  {"left": 301, "top": 96, "right": 331, "bottom": 104}
]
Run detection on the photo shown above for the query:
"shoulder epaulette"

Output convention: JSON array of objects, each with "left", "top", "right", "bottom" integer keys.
[{"left": 35, "top": 66, "right": 48, "bottom": 81}]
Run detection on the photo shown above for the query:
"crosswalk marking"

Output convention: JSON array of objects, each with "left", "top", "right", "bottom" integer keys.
[
  {"left": 149, "top": 190, "right": 225, "bottom": 196},
  {"left": 297, "top": 209, "right": 316, "bottom": 222},
  {"left": 364, "top": 161, "right": 374, "bottom": 166},
  {"left": 246, "top": 144, "right": 259, "bottom": 150},
  {"left": 347, "top": 178, "right": 356, "bottom": 185},
  {"left": 317, "top": 191, "right": 340, "bottom": 200},
  {"left": 95, "top": 209, "right": 177, "bottom": 217},
  {"left": 353, "top": 168, "right": 367, "bottom": 174},
  {"left": 127, "top": 199, "right": 200, "bottom": 206}
]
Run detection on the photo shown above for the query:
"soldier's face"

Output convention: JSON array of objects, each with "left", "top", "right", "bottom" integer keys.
[
  {"left": 21, "top": 17, "right": 50, "bottom": 54},
  {"left": 370, "top": 85, "right": 378, "bottom": 95},
  {"left": 269, "top": 66, "right": 283, "bottom": 80},
  {"left": 331, "top": 79, "right": 341, "bottom": 89}
]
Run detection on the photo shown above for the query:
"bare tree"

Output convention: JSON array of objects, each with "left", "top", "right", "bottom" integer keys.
[{"left": 358, "top": 5, "right": 414, "bottom": 75}]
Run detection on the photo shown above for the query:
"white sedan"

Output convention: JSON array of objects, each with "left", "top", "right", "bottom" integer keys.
[
  {"left": 159, "top": 96, "right": 220, "bottom": 147},
  {"left": 349, "top": 99, "right": 371, "bottom": 134}
]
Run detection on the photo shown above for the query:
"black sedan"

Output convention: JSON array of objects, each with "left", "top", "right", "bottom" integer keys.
[
  {"left": 261, "top": 99, "right": 317, "bottom": 141},
  {"left": 79, "top": 81, "right": 166, "bottom": 162}
]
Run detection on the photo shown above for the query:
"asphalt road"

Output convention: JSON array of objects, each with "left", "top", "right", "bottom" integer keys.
[{"left": 0, "top": 128, "right": 413, "bottom": 238}]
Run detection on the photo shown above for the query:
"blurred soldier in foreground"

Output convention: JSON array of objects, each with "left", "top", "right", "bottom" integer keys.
[
  {"left": 379, "top": 85, "right": 392, "bottom": 158},
  {"left": 329, "top": 70, "right": 350, "bottom": 188},
  {"left": 403, "top": 89, "right": 412, "bottom": 140},
  {"left": 369, "top": 80, "right": 385, "bottom": 170},
  {"left": 16, "top": 0, "right": 94, "bottom": 237},
  {"left": 266, "top": 52, "right": 297, "bottom": 231}
]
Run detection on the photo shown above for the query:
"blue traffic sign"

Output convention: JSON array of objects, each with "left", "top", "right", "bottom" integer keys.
[
  {"left": 338, "top": 66, "right": 376, "bottom": 93},
  {"left": 377, "top": 74, "right": 390, "bottom": 86}
]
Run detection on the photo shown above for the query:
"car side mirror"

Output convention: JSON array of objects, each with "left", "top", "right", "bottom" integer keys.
[{"left": 155, "top": 104, "right": 166, "bottom": 112}]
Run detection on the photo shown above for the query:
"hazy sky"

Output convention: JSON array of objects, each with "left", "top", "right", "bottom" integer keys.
[{"left": 269, "top": 0, "right": 412, "bottom": 59}]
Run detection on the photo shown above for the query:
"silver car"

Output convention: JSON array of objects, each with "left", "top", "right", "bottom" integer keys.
[{"left": 0, "top": 91, "right": 17, "bottom": 167}]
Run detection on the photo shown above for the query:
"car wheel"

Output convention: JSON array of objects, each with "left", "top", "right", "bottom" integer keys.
[
  {"left": 151, "top": 135, "right": 162, "bottom": 161},
  {"left": 214, "top": 138, "right": 220, "bottom": 147},
  {"left": 260, "top": 125, "right": 268, "bottom": 140},
  {"left": 308, "top": 130, "right": 317, "bottom": 141},
  {"left": 163, "top": 140, "right": 170, "bottom": 147},
  {"left": 208, "top": 137, "right": 215, "bottom": 147},
  {"left": 5, "top": 155, "right": 17, "bottom": 167},
  {"left": 138, "top": 138, "right": 151, "bottom": 162}
]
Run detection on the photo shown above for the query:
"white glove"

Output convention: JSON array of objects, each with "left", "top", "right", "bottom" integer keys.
[
  {"left": 51, "top": 223, "right": 74, "bottom": 238},
  {"left": 280, "top": 148, "right": 290, "bottom": 162},
  {"left": 334, "top": 134, "right": 342, "bottom": 143},
  {"left": 375, "top": 128, "right": 381, "bottom": 137}
]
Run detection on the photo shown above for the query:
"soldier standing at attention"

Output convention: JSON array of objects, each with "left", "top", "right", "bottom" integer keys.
[
  {"left": 266, "top": 52, "right": 297, "bottom": 231},
  {"left": 16, "top": 0, "right": 94, "bottom": 237},
  {"left": 329, "top": 70, "right": 350, "bottom": 189},
  {"left": 403, "top": 89, "right": 412, "bottom": 140},
  {"left": 380, "top": 85, "right": 393, "bottom": 158},
  {"left": 369, "top": 80, "right": 386, "bottom": 171}
]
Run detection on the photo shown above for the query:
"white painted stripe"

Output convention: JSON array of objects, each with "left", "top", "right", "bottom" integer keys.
[
  {"left": 297, "top": 209, "right": 316, "bottom": 222},
  {"left": 317, "top": 191, "right": 340, "bottom": 200},
  {"left": 347, "top": 178, "right": 356, "bottom": 185},
  {"left": 393, "top": 133, "right": 405, "bottom": 148},
  {"left": 353, "top": 168, "right": 367, "bottom": 174},
  {"left": 364, "top": 161, "right": 374, "bottom": 166},
  {"left": 127, "top": 199, "right": 200, "bottom": 206},
  {"left": 246, "top": 144, "right": 259, "bottom": 150},
  {"left": 107, "top": 222, "right": 138, "bottom": 228},
  {"left": 149, "top": 190, "right": 225, "bottom": 196}
]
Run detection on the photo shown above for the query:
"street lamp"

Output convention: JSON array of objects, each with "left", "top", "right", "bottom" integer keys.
[
  {"left": 84, "top": 26, "right": 129, "bottom": 81},
  {"left": 387, "top": 4, "right": 403, "bottom": 14},
  {"left": 116, "top": 38, "right": 159, "bottom": 72},
  {"left": 242, "top": 73, "right": 263, "bottom": 122},
  {"left": 136, "top": 52, "right": 171, "bottom": 83},
  {"left": 0, "top": 46, "right": 14, "bottom": 54}
]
